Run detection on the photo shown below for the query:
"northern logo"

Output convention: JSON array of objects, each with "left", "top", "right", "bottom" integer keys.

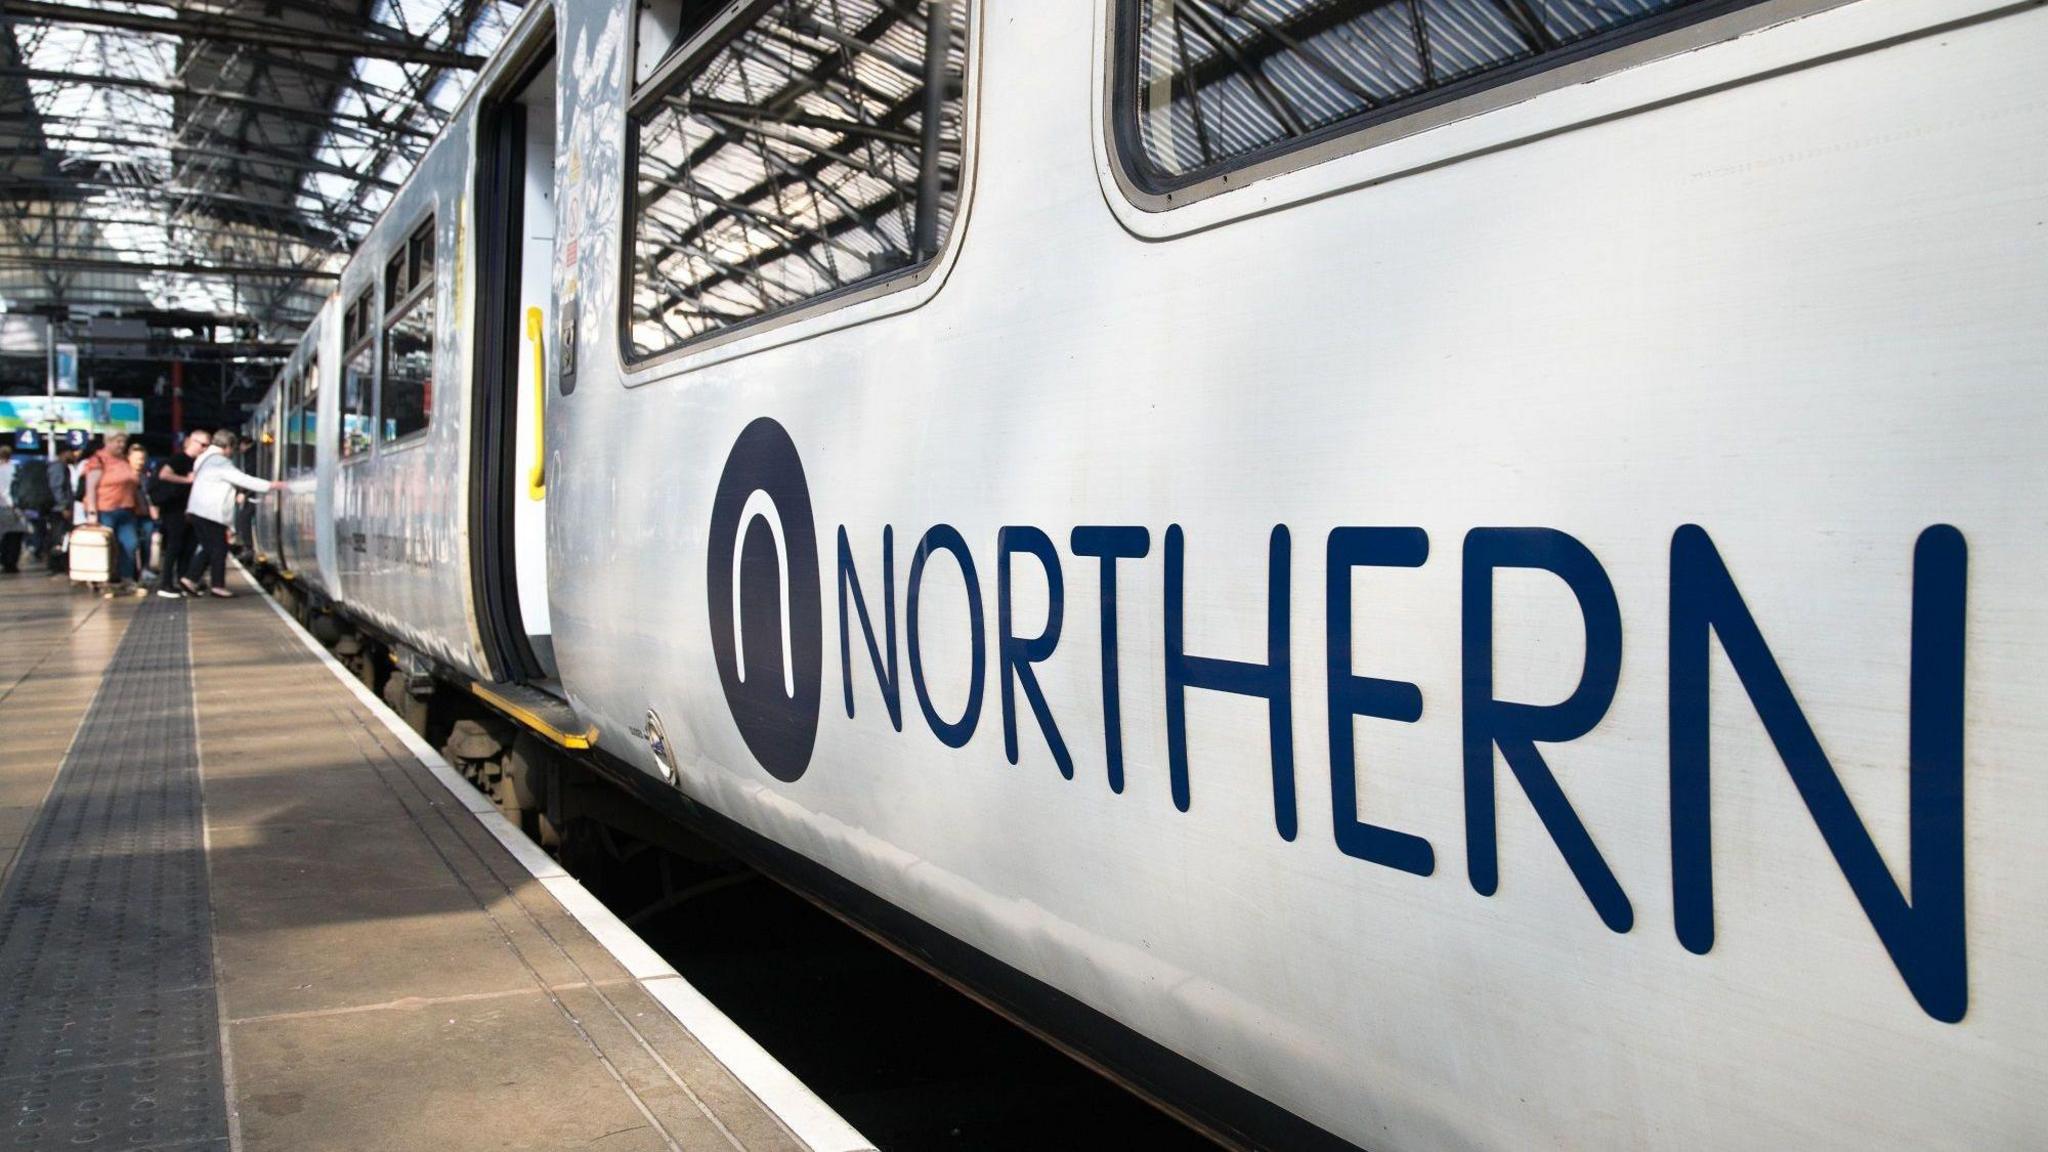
[{"left": 706, "top": 418, "right": 823, "bottom": 782}]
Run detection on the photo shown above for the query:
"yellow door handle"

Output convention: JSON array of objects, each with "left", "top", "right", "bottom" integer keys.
[{"left": 525, "top": 306, "right": 546, "bottom": 501}]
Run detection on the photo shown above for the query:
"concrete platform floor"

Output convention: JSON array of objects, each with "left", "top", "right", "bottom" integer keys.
[{"left": 0, "top": 568, "right": 855, "bottom": 1152}]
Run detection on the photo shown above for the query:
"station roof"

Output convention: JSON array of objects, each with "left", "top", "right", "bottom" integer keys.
[{"left": 0, "top": 0, "right": 522, "bottom": 346}]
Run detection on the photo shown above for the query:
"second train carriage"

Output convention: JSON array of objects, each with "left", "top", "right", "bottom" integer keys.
[{"left": 239, "top": 0, "right": 2048, "bottom": 1149}]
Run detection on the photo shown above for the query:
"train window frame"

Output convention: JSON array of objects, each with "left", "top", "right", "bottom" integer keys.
[
  {"left": 1094, "top": 0, "right": 1863, "bottom": 230},
  {"left": 301, "top": 352, "right": 321, "bottom": 473},
  {"left": 284, "top": 355, "right": 317, "bottom": 480},
  {"left": 254, "top": 402, "right": 275, "bottom": 483},
  {"left": 617, "top": 0, "right": 982, "bottom": 377},
  {"left": 378, "top": 216, "right": 437, "bottom": 448},
  {"left": 339, "top": 286, "right": 377, "bottom": 464},
  {"left": 296, "top": 352, "right": 320, "bottom": 478},
  {"left": 281, "top": 373, "right": 299, "bottom": 478}
]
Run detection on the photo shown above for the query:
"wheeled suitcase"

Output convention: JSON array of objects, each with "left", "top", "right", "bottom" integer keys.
[{"left": 68, "top": 524, "right": 113, "bottom": 585}]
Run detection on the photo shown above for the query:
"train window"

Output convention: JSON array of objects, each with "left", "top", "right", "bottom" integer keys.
[
  {"left": 1114, "top": 0, "right": 1754, "bottom": 194},
  {"left": 380, "top": 218, "right": 435, "bottom": 443},
  {"left": 411, "top": 222, "right": 435, "bottom": 285},
  {"left": 340, "top": 289, "right": 375, "bottom": 460},
  {"left": 281, "top": 376, "right": 298, "bottom": 478},
  {"left": 294, "top": 356, "right": 319, "bottom": 476},
  {"left": 283, "top": 366, "right": 309, "bottom": 478},
  {"left": 633, "top": 0, "right": 728, "bottom": 88},
  {"left": 622, "top": 0, "right": 971, "bottom": 361}
]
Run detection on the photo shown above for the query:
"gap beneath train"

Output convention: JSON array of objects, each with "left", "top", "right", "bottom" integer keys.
[{"left": 263, "top": 574, "right": 1219, "bottom": 1152}]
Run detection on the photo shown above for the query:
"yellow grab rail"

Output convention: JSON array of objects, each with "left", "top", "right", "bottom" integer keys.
[{"left": 525, "top": 306, "right": 546, "bottom": 501}]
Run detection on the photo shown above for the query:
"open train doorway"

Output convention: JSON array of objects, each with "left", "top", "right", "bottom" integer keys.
[{"left": 471, "top": 36, "right": 559, "bottom": 686}]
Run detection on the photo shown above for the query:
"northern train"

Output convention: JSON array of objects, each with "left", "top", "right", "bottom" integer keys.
[{"left": 237, "top": 0, "right": 2047, "bottom": 1148}]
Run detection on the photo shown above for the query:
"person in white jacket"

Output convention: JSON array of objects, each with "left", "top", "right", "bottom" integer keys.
[{"left": 178, "top": 429, "right": 282, "bottom": 598}]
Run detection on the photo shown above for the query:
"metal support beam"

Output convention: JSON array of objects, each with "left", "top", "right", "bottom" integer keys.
[
  {"left": 0, "top": 0, "right": 487, "bottom": 70},
  {"left": 5, "top": 209, "right": 326, "bottom": 245},
  {"left": 0, "top": 255, "right": 339, "bottom": 279},
  {"left": 0, "top": 234, "right": 324, "bottom": 258},
  {"left": 0, "top": 128, "right": 403, "bottom": 191},
  {"left": 0, "top": 177, "right": 361, "bottom": 247},
  {"left": 0, "top": 67, "right": 436, "bottom": 142}
]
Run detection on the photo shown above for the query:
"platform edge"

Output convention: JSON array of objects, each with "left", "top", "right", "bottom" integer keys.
[{"left": 245, "top": 573, "right": 879, "bottom": 1152}]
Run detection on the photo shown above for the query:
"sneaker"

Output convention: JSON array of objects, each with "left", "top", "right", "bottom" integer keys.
[
  {"left": 206, "top": 587, "right": 236, "bottom": 599},
  {"left": 155, "top": 589, "right": 182, "bottom": 599},
  {"left": 179, "top": 577, "right": 201, "bottom": 595}
]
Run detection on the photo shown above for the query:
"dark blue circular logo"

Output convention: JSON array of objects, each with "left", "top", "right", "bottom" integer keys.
[{"left": 706, "top": 418, "right": 822, "bottom": 782}]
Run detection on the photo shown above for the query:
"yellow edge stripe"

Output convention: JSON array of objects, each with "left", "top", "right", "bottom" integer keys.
[{"left": 468, "top": 681, "right": 598, "bottom": 750}]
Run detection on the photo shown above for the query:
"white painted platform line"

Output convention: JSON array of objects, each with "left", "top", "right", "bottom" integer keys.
[
  {"left": 642, "top": 976, "right": 875, "bottom": 1151},
  {"left": 246, "top": 577, "right": 878, "bottom": 1152}
]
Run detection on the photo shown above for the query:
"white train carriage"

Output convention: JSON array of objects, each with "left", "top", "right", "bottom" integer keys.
[{"left": 243, "top": 0, "right": 2048, "bottom": 1148}]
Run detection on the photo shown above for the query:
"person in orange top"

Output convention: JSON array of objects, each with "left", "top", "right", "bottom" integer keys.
[{"left": 82, "top": 432, "right": 145, "bottom": 590}]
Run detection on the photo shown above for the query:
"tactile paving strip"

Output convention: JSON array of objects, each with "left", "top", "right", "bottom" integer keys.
[{"left": 0, "top": 599, "right": 229, "bottom": 1151}]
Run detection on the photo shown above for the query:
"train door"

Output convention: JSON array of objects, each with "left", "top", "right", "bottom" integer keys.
[{"left": 470, "top": 34, "right": 559, "bottom": 685}]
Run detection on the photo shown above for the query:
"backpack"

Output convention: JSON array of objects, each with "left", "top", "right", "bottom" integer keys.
[{"left": 10, "top": 460, "right": 54, "bottom": 512}]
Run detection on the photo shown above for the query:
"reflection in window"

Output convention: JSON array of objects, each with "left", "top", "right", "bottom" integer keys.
[
  {"left": 340, "top": 291, "right": 374, "bottom": 460},
  {"left": 1124, "top": 0, "right": 1726, "bottom": 186},
  {"left": 626, "top": 0, "right": 970, "bottom": 359},
  {"left": 290, "top": 358, "right": 319, "bottom": 477},
  {"left": 342, "top": 348, "right": 374, "bottom": 459},
  {"left": 379, "top": 218, "right": 435, "bottom": 443},
  {"left": 381, "top": 303, "right": 433, "bottom": 442},
  {"left": 255, "top": 415, "right": 274, "bottom": 481}
]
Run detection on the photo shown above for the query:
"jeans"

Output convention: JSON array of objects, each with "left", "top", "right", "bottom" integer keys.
[
  {"left": 97, "top": 508, "right": 140, "bottom": 583},
  {"left": 135, "top": 517, "right": 156, "bottom": 575}
]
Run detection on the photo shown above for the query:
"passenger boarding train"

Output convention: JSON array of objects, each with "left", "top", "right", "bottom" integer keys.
[{"left": 239, "top": 0, "right": 2046, "bottom": 1147}]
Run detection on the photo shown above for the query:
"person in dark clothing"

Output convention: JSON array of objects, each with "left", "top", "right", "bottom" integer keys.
[
  {"left": 0, "top": 443, "right": 26, "bottom": 573},
  {"left": 40, "top": 445, "right": 77, "bottom": 574},
  {"left": 7, "top": 443, "right": 57, "bottom": 566},
  {"left": 151, "top": 430, "right": 207, "bottom": 597},
  {"left": 232, "top": 489, "right": 256, "bottom": 562},
  {"left": 127, "top": 441, "right": 158, "bottom": 583}
]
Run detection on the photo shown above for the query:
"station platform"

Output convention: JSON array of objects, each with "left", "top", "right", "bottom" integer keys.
[{"left": 0, "top": 568, "right": 872, "bottom": 1152}]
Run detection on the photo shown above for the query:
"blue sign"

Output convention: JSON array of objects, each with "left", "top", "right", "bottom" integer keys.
[
  {"left": 0, "top": 396, "right": 143, "bottom": 435},
  {"left": 52, "top": 344, "right": 78, "bottom": 395}
]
